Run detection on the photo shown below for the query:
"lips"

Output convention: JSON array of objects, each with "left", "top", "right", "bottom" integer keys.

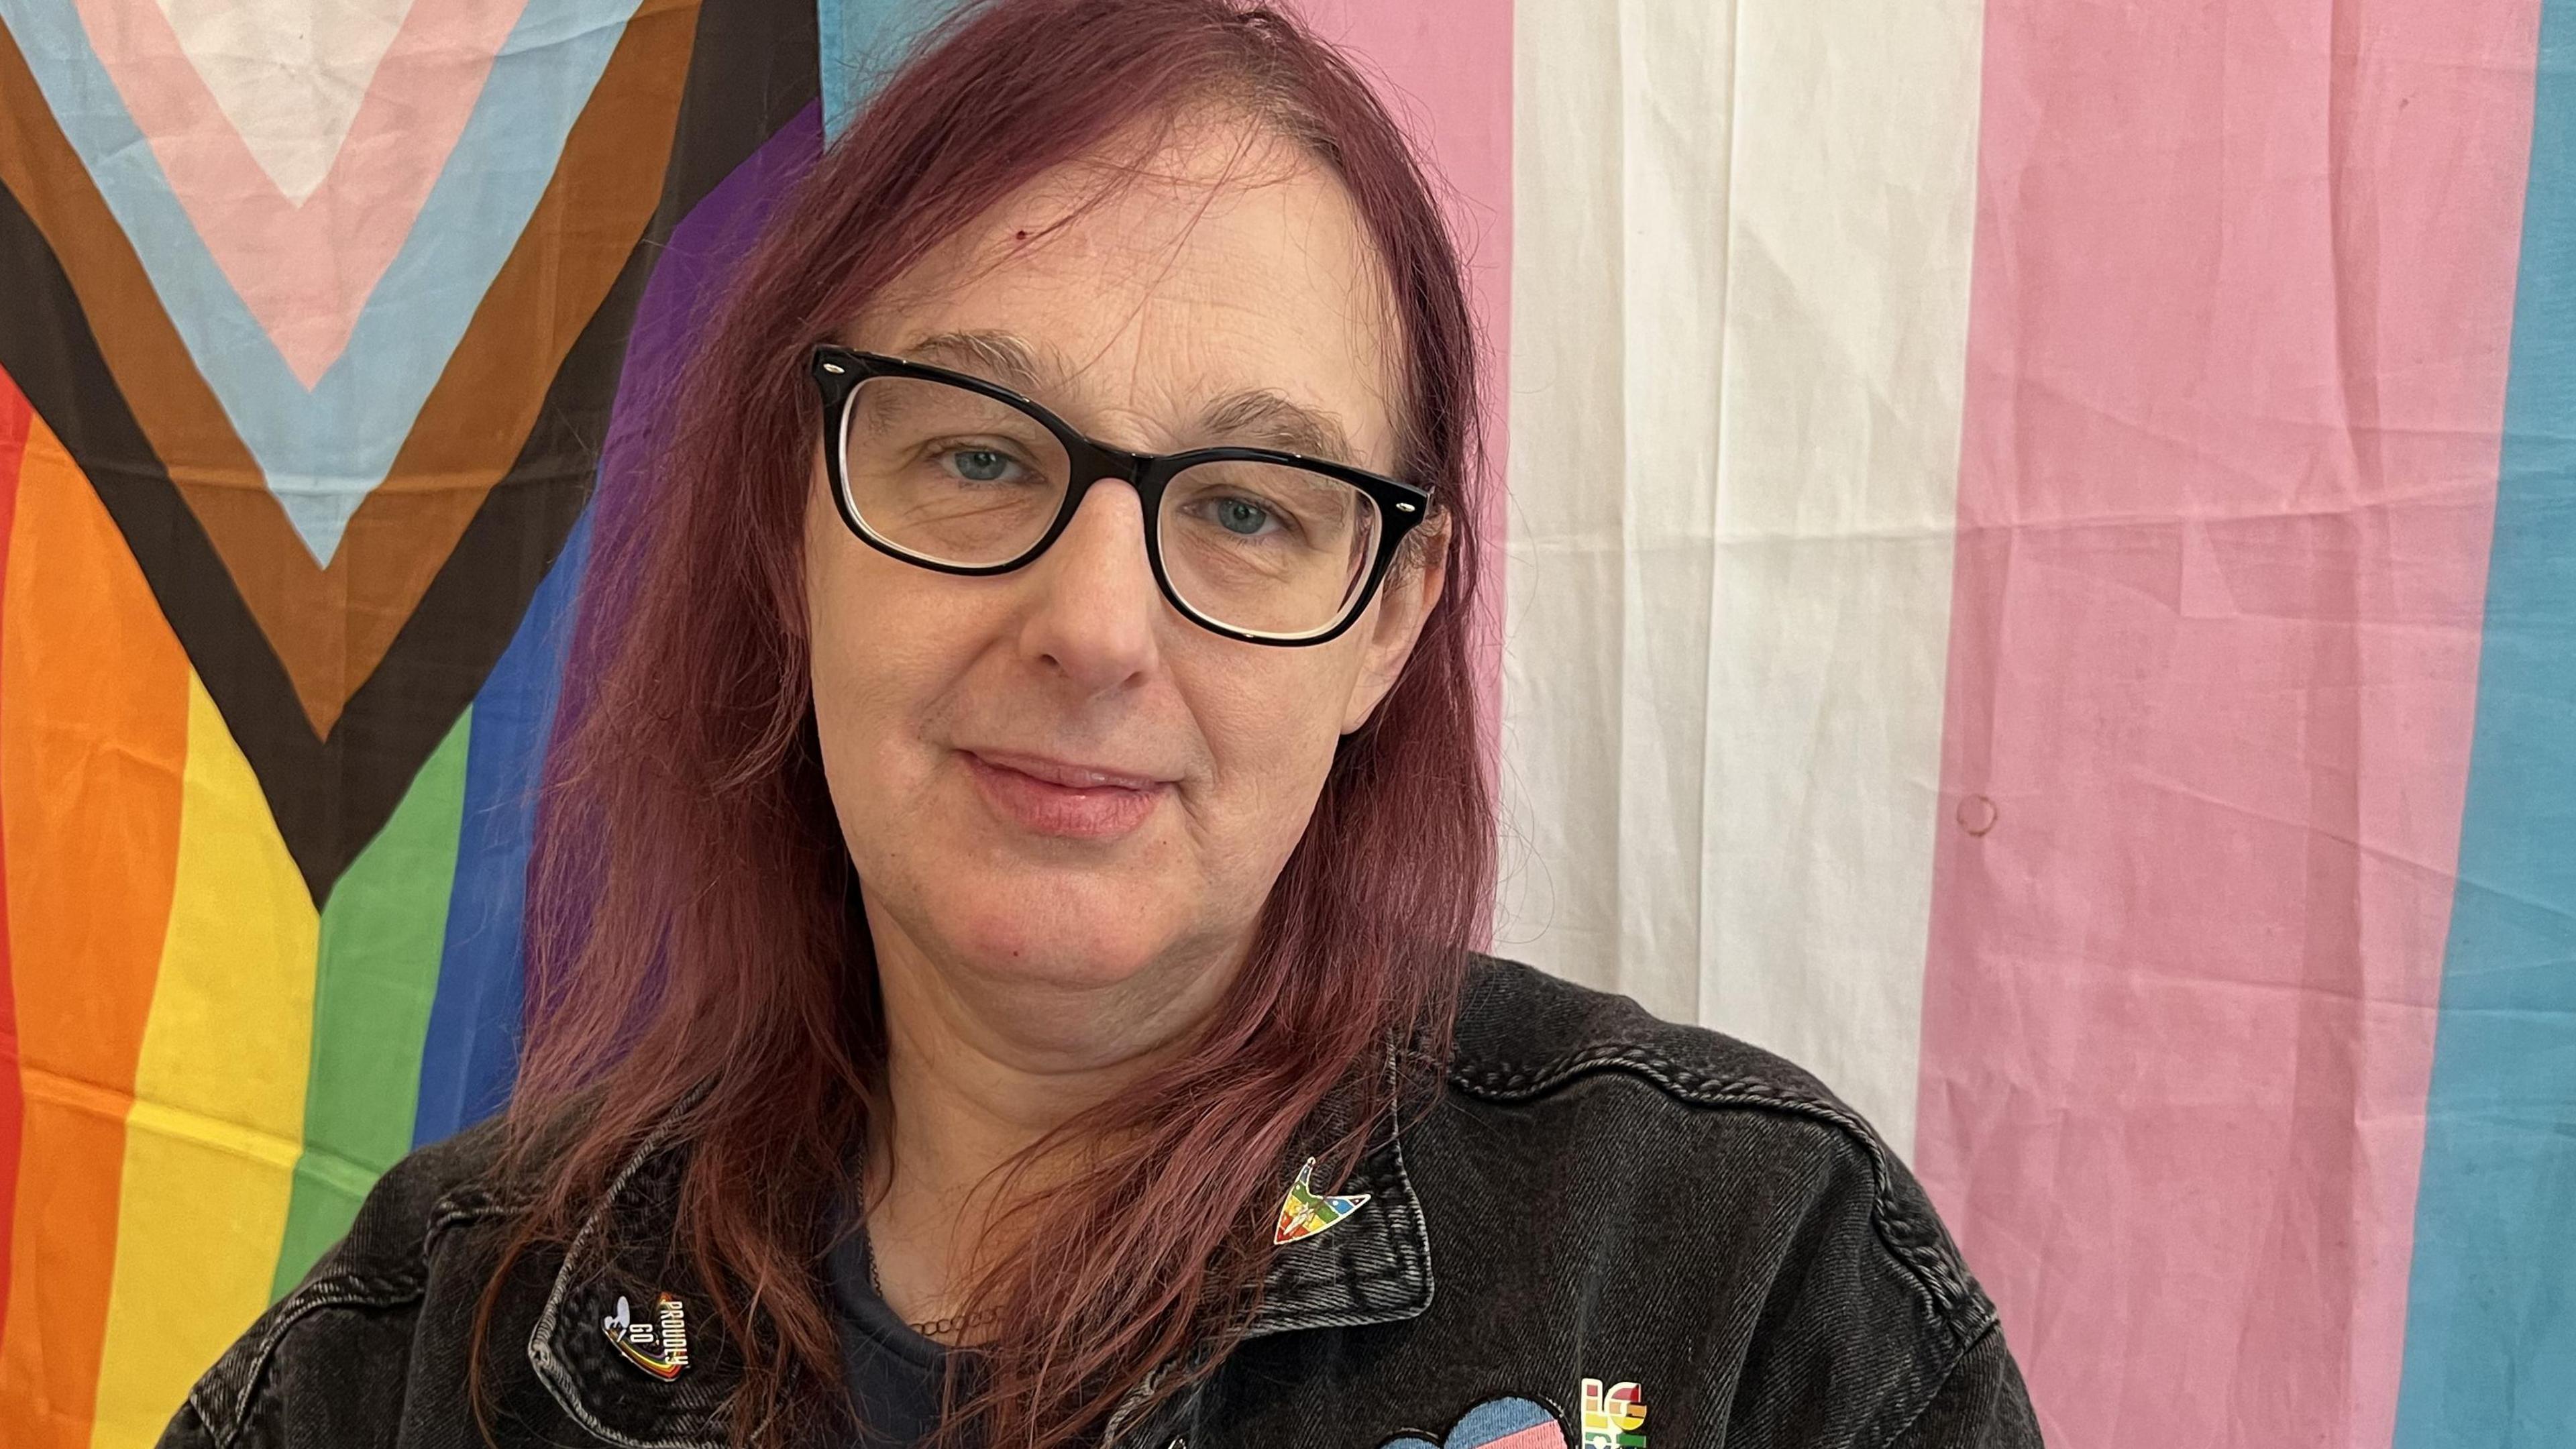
[
  {"left": 962, "top": 750, "right": 1169, "bottom": 840},
  {"left": 964, "top": 748, "right": 1168, "bottom": 791}
]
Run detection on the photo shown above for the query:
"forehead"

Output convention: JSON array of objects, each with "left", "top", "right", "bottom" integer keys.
[{"left": 851, "top": 117, "right": 1405, "bottom": 468}]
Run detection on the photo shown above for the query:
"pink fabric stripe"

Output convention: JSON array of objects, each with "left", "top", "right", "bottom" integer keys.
[
  {"left": 69, "top": 0, "right": 527, "bottom": 386},
  {"left": 1915, "top": 2, "right": 2539, "bottom": 1445},
  {"left": 1278, "top": 0, "right": 1513, "bottom": 921}
]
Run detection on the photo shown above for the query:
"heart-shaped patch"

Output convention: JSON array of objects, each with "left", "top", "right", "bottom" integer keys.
[{"left": 1379, "top": 1395, "right": 1567, "bottom": 1449}]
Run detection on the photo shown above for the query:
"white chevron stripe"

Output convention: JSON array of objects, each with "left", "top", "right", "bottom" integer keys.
[{"left": 151, "top": 0, "right": 420, "bottom": 203}]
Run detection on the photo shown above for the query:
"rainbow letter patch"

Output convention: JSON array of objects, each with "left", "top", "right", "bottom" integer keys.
[{"left": 1579, "top": 1379, "right": 1646, "bottom": 1448}]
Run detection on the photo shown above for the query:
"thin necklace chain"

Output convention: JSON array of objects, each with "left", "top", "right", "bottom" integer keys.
[{"left": 865, "top": 1226, "right": 997, "bottom": 1342}]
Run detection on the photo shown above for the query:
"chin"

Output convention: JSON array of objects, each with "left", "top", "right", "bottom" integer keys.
[{"left": 938, "top": 885, "right": 1174, "bottom": 992}]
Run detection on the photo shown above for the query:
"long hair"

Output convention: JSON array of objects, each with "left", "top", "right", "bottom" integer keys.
[{"left": 473, "top": 1, "right": 1495, "bottom": 1444}]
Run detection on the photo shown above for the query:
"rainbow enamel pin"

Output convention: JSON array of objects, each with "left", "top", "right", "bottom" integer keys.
[
  {"left": 1273, "top": 1157, "right": 1370, "bottom": 1244},
  {"left": 1578, "top": 1379, "right": 1647, "bottom": 1449},
  {"left": 603, "top": 1292, "right": 690, "bottom": 1381}
]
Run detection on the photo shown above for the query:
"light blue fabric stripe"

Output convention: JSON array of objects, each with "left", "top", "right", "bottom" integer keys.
[
  {"left": 816, "top": 0, "right": 960, "bottom": 140},
  {"left": 0, "top": 0, "right": 639, "bottom": 562},
  {"left": 2392, "top": 2, "right": 2576, "bottom": 1443}
]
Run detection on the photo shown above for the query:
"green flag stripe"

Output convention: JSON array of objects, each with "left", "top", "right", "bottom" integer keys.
[{"left": 270, "top": 708, "right": 472, "bottom": 1299}]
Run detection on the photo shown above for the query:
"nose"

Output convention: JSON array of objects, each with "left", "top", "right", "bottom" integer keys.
[{"left": 1016, "top": 476, "right": 1162, "bottom": 690}]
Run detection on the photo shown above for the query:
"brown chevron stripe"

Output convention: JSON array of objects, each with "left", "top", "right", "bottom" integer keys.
[
  {"left": 0, "top": 0, "right": 818, "bottom": 902},
  {"left": 0, "top": 179, "right": 619, "bottom": 904},
  {"left": 0, "top": 0, "right": 697, "bottom": 738}
]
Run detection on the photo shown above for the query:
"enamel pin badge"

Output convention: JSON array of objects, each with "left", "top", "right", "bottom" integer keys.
[
  {"left": 1273, "top": 1157, "right": 1369, "bottom": 1245},
  {"left": 1578, "top": 1379, "right": 1648, "bottom": 1449},
  {"left": 1375, "top": 1394, "right": 1565, "bottom": 1448},
  {"left": 603, "top": 1292, "right": 690, "bottom": 1381}
]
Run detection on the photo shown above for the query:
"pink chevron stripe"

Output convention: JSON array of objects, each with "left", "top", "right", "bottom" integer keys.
[
  {"left": 68, "top": 0, "right": 527, "bottom": 387},
  {"left": 1913, "top": 1, "right": 2537, "bottom": 1446}
]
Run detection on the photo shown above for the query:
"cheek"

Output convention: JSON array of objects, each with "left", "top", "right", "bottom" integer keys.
[
  {"left": 1201, "top": 656, "right": 1361, "bottom": 854},
  {"left": 807, "top": 565, "right": 894, "bottom": 804},
  {"left": 805, "top": 529, "right": 956, "bottom": 807}
]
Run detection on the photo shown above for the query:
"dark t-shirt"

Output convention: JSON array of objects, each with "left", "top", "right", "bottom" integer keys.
[{"left": 824, "top": 1218, "right": 967, "bottom": 1447}]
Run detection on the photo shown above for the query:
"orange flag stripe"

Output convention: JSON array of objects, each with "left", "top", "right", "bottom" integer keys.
[{"left": 0, "top": 374, "right": 189, "bottom": 1449}]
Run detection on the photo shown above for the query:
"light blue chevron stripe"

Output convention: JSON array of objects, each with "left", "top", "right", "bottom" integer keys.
[
  {"left": 0, "top": 0, "right": 642, "bottom": 563},
  {"left": 816, "top": 0, "right": 961, "bottom": 140}
]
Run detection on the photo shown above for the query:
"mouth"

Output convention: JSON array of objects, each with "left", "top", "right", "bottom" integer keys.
[{"left": 961, "top": 750, "right": 1170, "bottom": 841}]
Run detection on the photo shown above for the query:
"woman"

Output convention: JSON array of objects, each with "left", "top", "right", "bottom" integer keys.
[{"left": 164, "top": 2, "right": 2041, "bottom": 1447}]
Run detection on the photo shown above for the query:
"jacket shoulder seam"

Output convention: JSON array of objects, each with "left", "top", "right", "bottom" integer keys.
[
  {"left": 191, "top": 1197, "right": 512, "bottom": 1448},
  {"left": 1448, "top": 1049, "right": 1992, "bottom": 1336}
]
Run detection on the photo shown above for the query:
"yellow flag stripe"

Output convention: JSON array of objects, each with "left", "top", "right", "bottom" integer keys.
[{"left": 87, "top": 676, "right": 318, "bottom": 1449}]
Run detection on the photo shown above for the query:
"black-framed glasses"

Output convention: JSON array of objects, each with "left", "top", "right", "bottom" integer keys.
[{"left": 809, "top": 345, "right": 1435, "bottom": 646}]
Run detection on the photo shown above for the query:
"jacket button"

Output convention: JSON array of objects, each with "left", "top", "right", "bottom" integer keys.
[{"left": 1165, "top": 1440, "right": 1187, "bottom": 1449}]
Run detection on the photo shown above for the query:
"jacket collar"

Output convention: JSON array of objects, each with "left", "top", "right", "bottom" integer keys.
[
  {"left": 528, "top": 1069, "right": 1436, "bottom": 1448},
  {"left": 1240, "top": 1047, "right": 1437, "bottom": 1341}
]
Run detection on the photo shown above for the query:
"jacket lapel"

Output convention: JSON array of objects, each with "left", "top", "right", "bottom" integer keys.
[
  {"left": 528, "top": 1132, "right": 741, "bottom": 1449},
  {"left": 1243, "top": 1119, "right": 1436, "bottom": 1340},
  {"left": 1097, "top": 1077, "right": 1438, "bottom": 1446}
]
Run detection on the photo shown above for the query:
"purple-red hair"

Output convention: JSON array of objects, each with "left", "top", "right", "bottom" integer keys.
[{"left": 476, "top": 2, "right": 1495, "bottom": 1444}]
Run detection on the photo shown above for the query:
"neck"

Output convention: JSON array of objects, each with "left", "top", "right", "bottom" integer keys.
[{"left": 857, "top": 907, "right": 1242, "bottom": 1335}]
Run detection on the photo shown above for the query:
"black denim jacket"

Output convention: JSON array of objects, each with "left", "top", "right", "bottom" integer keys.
[{"left": 159, "top": 955, "right": 2042, "bottom": 1449}]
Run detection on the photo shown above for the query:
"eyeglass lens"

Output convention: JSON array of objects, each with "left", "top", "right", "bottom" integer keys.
[{"left": 837, "top": 375, "right": 1384, "bottom": 637}]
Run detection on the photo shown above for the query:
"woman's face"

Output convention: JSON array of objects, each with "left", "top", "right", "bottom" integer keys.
[{"left": 804, "top": 117, "right": 1447, "bottom": 1035}]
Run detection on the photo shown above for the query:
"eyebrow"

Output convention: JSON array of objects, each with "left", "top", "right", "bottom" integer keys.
[
  {"left": 1197, "top": 388, "right": 1356, "bottom": 465},
  {"left": 897, "top": 329, "right": 1053, "bottom": 394},
  {"left": 890, "top": 327, "right": 1362, "bottom": 465}
]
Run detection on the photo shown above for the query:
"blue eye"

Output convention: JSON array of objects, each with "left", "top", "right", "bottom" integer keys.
[
  {"left": 946, "top": 448, "right": 1016, "bottom": 483},
  {"left": 1211, "top": 498, "right": 1276, "bottom": 536}
]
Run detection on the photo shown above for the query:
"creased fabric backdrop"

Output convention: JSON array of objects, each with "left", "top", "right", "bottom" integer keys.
[{"left": 0, "top": 1, "right": 2565, "bottom": 1446}]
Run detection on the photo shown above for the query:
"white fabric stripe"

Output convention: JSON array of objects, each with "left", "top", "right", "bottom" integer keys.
[
  {"left": 150, "top": 0, "right": 423, "bottom": 204},
  {"left": 1495, "top": 0, "right": 1731, "bottom": 1085},
  {"left": 1498, "top": 0, "right": 1984, "bottom": 1152}
]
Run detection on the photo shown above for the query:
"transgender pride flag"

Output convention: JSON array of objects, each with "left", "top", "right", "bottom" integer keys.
[{"left": 0, "top": 2, "right": 2567, "bottom": 1446}]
